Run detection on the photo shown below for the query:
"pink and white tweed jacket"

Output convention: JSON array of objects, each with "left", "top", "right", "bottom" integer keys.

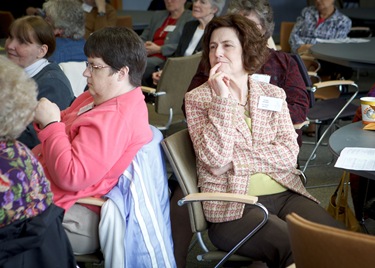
[{"left": 185, "top": 76, "right": 317, "bottom": 223}]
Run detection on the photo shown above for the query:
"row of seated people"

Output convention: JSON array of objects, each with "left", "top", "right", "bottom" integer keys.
[
  {"left": 1, "top": 0, "right": 365, "bottom": 268},
  {"left": 0, "top": 25, "right": 175, "bottom": 267},
  {"left": 0, "top": 0, "right": 117, "bottom": 41},
  {"left": 2, "top": 0, "right": 117, "bottom": 149}
]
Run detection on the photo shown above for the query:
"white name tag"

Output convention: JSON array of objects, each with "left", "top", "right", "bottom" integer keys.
[
  {"left": 77, "top": 102, "right": 94, "bottom": 115},
  {"left": 82, "top": 3, "right": 93, "bottom": 13},
  {"left": 258, "top": 96, "right": 282, "bottom": 112},
  {"left": 164, "top": 25, "right": 176, "bottom": 32},
  {"left": 251, "top": 74, "right": 271, "bottom": 83}
]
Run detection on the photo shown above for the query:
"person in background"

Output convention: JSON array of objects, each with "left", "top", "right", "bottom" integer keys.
[
  {"left": 82, "top": 0, "right": 117, "bottom": 39},
  {"left": 31, "top": 26, "right": 152, "bottom": 255},
  {"left": 140, "top": 0, "right": 193, "bottom": 86},
  {"left": 44, "top": 0, "right": 87, "bottom": 63},
  {"left": 289, "top": 0, "right": 353, "bottom": 79},
  {"left": 0, "top": 55, "right": 76, "bottom": 268},
  {"left": 151, "top": 0, "right": 226, "bottom": 86},
  {"left": 5, "top": 16, "right": 74, "bottom": 149},
  {"left": 184, "top": 0, "right": 309, "bottom": 146},
  {"left": 185, "top": 14, "right": 345, "bottom": 267}
]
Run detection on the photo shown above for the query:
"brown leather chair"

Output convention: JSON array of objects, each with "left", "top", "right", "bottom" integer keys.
[
  {"left": 279, "top": 21, "right": 295, "bottom": 53},
  {"left": 116, "top": 15, "right": 132, "bottom": 28},
  {"left": 286, "top": 212, "right": 375, "bottom": 268}
]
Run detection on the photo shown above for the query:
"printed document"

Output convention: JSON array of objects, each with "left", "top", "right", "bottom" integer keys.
[{"left": 335, "top": 147, "right": 375, "bottom": 171}]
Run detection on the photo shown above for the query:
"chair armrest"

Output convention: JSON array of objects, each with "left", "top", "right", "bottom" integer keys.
[
  {"left": 313, "top": 80, "right": 355, "bottom": 88},
  {"left": 294, "top": 120, "right": 310, "bottom": 129},
  {"left": 141, "top": 86, "right": 156, "bottom": 94},
  {"left": 76, "top": 197, "right": 106, "bottom": 207},
  {"left": 178, "top": 192, "right": 258, "bottom": 206}
]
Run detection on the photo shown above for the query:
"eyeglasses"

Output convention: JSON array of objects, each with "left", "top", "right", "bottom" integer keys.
[{"left": 85, "top": 61, "right": 111, "bottom": 72}]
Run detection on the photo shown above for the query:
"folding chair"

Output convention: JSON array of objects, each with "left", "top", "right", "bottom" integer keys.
[
  {"left": 161, "top": 128, "right": 268, "bottom": 268},
  {"left": 142, "top": 53, "right": 202, "bottom": 132}
]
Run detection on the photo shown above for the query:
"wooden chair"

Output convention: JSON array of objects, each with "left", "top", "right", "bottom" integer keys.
[
  {"left": 110, "top": 0, "right": 122, "bottom": 10},
  {"left": 161, "top": 128, "right": 269, "bottom": 268},
  {"left": 116, "top": 15, "right": 132, "bottom": 28},
  {"left": 279, "top": 22, "right": 295, "bottom": 53},
  {"left": 286, "top": 213, "right": 375, "bottom": 268}
]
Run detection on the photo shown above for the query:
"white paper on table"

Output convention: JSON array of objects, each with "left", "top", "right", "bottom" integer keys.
[
  {"left": 316, "top": 38, "right": 370, "bottom": 44},
  {"left": 334, "top": 147, "right": 375, "bottom": 171}
]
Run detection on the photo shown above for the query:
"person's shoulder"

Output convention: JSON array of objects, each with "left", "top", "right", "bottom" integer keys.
[
  {"left": 39, "top": 63, "right": 68, "bottom": 78},
  {"left": 154, "top": 10, "right": 169, "bottom": 17},
  {"left": 185, "top": 20, "right": 199, "bottom": 27},
  {"left": 268, "top": 49, "right": 290, "bottom": 60},
  {"left": 264, "top": 49, "right": 295, "bottom": 68},
  {"left": 180, "top": 9, "right": 193, "bottom": 20},
  {"left": 186, "top": 82, "right": 210, "bottom": 99},
  {"left": 251, "top": 78, "right": 286, "bottom": 98},
  {"left": 334, "top": 8, "right": 351, "bottom": 22},
  {"left": 302, "top": 5, "right": 315, "bottom": 14}
]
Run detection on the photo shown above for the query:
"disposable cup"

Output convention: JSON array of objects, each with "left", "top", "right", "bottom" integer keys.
[{"left": 360, "top": 97, "right": 375, "bottom": 124}]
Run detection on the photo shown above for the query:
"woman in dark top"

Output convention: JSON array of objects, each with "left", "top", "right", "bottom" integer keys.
[{"left": 5, "top": 16, "right": 74, "bottom": 149}]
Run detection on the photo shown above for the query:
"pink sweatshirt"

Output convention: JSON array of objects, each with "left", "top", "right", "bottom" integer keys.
[{"left": 32, "top": 88, "right": 152, "bottom": 211}]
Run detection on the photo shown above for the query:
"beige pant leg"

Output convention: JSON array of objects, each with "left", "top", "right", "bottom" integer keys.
[
  {"left": 99, "top": 199, "right": 125, "bottom": 268},
  {"left": 63, "top": 204, "right": 100, "bottom": 255}
]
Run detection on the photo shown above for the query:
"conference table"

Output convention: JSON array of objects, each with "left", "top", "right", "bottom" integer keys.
[
  {"left": 329, "top": 121, "right": 375, "bottom": 179},
  {"left": 310, "top": 37, "right": 375, "bottom": 71}
]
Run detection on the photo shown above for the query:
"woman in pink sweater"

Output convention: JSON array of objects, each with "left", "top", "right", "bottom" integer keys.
[{"left": 32, "top": 26, "right": 152, "bottom": 255}]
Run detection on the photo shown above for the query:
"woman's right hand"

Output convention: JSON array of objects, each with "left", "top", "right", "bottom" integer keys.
[
  {"left": 34, "top": 98, "right": 61, "bottom": 129},
  {"left": 208, "top": 62, "right": 230, "bottom": 98}
]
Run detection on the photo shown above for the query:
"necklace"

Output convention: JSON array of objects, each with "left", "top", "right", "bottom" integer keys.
[
  {"left": 237, "top": 85, "right": 250, "bottom": 108},
  {"left": 237, "top": 99, "right": 248, "bottom": 108}
]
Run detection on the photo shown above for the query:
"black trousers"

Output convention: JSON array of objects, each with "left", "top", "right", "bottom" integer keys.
[{"left": 208, "top": 190, "right": 345, "bottom": 268}]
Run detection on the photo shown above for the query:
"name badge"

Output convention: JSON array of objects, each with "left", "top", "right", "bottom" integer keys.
[
  {"left": 258, "top": 96, "right": 282, "bottom": 112},
  {"left": 251, "top": 74, "right": 271, "bottom": 83},
  {"left": 164, "top": 25, "right": 176, "bottom": 32},
  {"left": 78, "top": 102, "right": 94, "bottom": 115},
  {"left": 82, "top": 3, "right": 93, "bottom": 13}
]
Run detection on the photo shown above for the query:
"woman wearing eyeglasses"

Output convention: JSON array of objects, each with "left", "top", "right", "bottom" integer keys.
[
  {"left": 31, "top": 26, "right": 152, "bottom": 255},
  {"left": 5, "top": 16, "right": 75, "bottom": 149}
]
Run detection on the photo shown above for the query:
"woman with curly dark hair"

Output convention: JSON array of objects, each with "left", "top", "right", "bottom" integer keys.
[{"left": 185, "top": 14, "right": 345, "bottom": 267}]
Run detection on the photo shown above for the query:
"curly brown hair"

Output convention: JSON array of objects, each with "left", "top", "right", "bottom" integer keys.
[{"left": 202, "top": 14, "right": 269, "bottom": 75}]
